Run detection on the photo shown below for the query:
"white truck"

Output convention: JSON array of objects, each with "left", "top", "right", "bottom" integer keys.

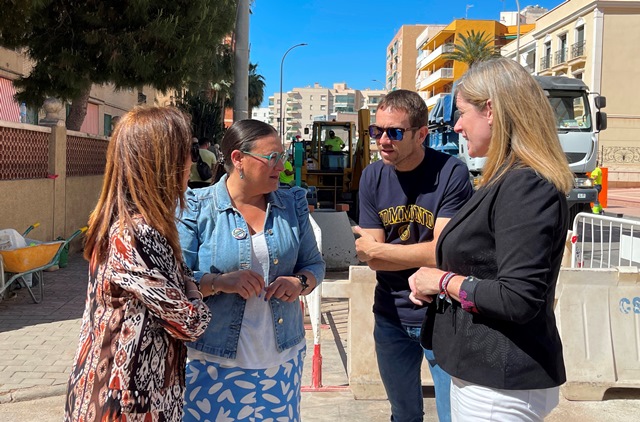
[{"left": 428, "top": 75, "right": 607, "bottom": 221}]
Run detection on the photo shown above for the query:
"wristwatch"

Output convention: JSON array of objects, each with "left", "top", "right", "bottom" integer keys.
[{"left": 295, "top": 274, "right": 309, "bottom": 293}]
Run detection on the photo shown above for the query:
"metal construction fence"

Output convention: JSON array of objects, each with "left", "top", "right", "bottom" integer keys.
[{"left": 570, "top": 212, "right": 640, "bottom": 269}]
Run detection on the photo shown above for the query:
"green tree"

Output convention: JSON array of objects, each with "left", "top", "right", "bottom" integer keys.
[
  {"left": 443, "top": 30, "right": 500, "bottom": 68},
  {"left": 248, "top": 63, "right": 265, "bottom": 116},
  {"left": 176, "top": 90, "right": 226, "bottom": 143},
  {"left": 0, "top": 0, "right": 237, "bottom": 130}
]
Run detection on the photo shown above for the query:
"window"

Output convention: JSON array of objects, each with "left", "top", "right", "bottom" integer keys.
[
  {"left": 557, "top": 34, "right": 567, "bottom": 64},
  {"left": 310, "top": 95, "right": 314, "bottom": 101},
  {"left": 310, "top": 104, "right": 313, "bottom": 110},
  {"left": 541, "top": 41, "right": 552, "bottom": 70},
  {"left": 104, "top": 114, "right": 113, "bottom": 136},
  {"left": 321, "top": 105, "right": 326, "bottom": 111},
  {"left": 573, "top": 25, "right": 585, "bottom": 58},
  {"left": 321, "top": 95, "right": 327, "bottom": 101}
]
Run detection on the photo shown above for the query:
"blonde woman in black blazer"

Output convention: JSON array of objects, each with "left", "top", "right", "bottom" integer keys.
[{"left": 408, "top": 57, "right": 574, "bottom": 422}]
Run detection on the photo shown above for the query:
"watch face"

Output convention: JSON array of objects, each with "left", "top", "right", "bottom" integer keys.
[{"left": 296, "top": 274, "right": 309, "bottom": 289}]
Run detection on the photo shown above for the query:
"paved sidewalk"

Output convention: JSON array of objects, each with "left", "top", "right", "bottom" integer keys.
[
  {"left": 607, "top": 187, "right": 640, "bottom": 218},
  {"left": 2, "top": 221, "right": 640, "bottom": 420},
  {"left": 0, "top": 254, "right": 86, "bottom": 403}
]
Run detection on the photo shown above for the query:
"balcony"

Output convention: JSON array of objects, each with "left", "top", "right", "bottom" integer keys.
[
  {"left": 416, "top": 43, "right": 454, "bottom": 71},
  {"left": 570, "top": 40, "right": 586, "bottom": 60},
  {"left": 416, "top": 67, "right": 453, "bottom": 91},
  {"left": 425, "top": 92, "right": 448, "bottom": 109},
  {"left": 540, "top": 55, "right": 551, "bottom": 71},
  {"left": 554, "top": 47, "right": 568, "bottom": 66}
]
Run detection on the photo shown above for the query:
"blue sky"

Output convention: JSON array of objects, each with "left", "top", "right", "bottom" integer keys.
[{"left": 250, "top": 0, "right": 564, "bottom": 106}]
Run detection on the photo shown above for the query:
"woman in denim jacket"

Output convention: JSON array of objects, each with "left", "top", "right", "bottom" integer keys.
[{"left": 177, "top": 119, "right": 325, "bottom": 422}]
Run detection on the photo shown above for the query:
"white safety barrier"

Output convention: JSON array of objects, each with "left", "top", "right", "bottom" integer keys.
[
  {"left": 558, "top": 213, "right": 640, "bottom": 400},
  {"left": 570, "top": 212, "right": 640, "bottom": 269}
]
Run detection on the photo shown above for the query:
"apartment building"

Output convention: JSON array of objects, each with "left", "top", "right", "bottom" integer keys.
[
  {"left": 502, "top": 0, "right": 640, "bottom": 185},
  {"left": 415, "top": 19, "right": 534, "bottom": 110},
  {"left": 268, "top": 83, "right": 386, "bottom": 141},
  {"left": 0, "top": 46, "right": 159, "bottom": 136},
  {"left": 386, "top": 25, "right": 428, "bottom": 91},
  {"left": 251, "top": 106, "right": 271, "bottom": 124}
]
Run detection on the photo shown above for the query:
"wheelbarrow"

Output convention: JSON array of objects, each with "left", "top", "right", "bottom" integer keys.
[{"left": 0, "top": 225, "right": 88, "bottom": 304}]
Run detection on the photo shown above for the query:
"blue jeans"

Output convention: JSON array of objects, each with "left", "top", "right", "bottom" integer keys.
[{"left": 374, "top": 314, "right": 451, "bottom": 422}]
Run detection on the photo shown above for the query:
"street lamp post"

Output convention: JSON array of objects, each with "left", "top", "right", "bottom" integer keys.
[
  {"left": 515, "top": 0, "right": 521, "bottom": 64},
  {"left": 372, "top": 79, "right": 385, "bottom": 90},
  {"left": 279, "top": 43, "right": 307, "bottom": 145}
]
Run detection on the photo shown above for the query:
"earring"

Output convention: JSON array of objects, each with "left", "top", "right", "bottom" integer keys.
[{"left": 239, "top": 169, "right": 244, "bottom": 179}]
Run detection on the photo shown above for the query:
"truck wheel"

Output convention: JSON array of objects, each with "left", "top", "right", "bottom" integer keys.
[{"left": 568, "top": 203, "right": 591, "bottom": 227}]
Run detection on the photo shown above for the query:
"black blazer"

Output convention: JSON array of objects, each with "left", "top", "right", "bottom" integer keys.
[{"left": 423, "top": 167, "right": 568, "bottom": 390}]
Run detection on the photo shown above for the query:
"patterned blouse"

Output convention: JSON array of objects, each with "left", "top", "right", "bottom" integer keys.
[{"left": 64, "top": 218, "right": 211, "bottom": 421}]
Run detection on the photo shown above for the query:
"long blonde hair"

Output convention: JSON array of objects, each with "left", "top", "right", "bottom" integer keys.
[
  {"left": 84, "top": 106, "right": 192, "bottom": 265},
  {"left": 456, "top": 57, "right": 574, "bottom": 193}
]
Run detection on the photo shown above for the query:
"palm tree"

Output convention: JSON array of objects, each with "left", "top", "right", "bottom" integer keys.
[
  {"left": 248, "top": 63, "right": 265, "bottom": 116},
  {"left": 443, "top": 30, "right": 500, "bottom": 68}
]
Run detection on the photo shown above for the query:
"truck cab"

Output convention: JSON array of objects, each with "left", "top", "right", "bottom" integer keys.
[
  {"left": 427, "top": 75, "right": 607, "bottom": 221},
  {"left": 534, "top": 75, "right": 607, "bottom": 217}
]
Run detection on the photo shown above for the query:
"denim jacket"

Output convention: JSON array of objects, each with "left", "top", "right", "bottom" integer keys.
[{"left": 177, "top": 175, "right": 325, "bottom": 358}]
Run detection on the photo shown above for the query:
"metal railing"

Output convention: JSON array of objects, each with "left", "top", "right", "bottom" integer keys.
[
  {"left": 571, "top": 40, "right": 586, "bottom": 59},
  {"left": 554, "top": 47, "right": 568, "bottom": 66},
  {"left": 540, "top": 55, "right": 551, "bottom": 71},
  {"left": 570, "top": 213, "right": 640, "bottom": 268}
]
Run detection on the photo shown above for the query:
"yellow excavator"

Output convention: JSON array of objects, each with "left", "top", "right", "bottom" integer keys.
[{"left": 295, "top": 109, "right": 372, "bottom": 220}]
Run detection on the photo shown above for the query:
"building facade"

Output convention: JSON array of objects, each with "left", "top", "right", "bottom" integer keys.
[
  {"left": 251, "top": 106, "right": 270, "bottom": 124},
  {"left": 386, "top": 25, "right": 428, "bottom": 91},
  {"left": 268, "top": 83, "right": 386, "bottom": 141},
  {"left": 501, "top": 0, "right": 640, "bottom": 185},
  {"left": 0, "top": 46, "right": 159, "bottom": 136},
  {"left": 416, "top": 19, "right": 534, "bottom": 110}
]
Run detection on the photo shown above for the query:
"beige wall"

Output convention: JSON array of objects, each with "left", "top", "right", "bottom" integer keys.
[
  {"left": 387, "top": 25, "right": 428, "bottom": 91},
  {"left": 520, "top": 0, "right": 640, "bottom": 184},
  {"left": 0, "top": 121, "right": 105, "bottom": 252},
  {"left": 600, "top": 11, "right": 640, "bottom": 147}
]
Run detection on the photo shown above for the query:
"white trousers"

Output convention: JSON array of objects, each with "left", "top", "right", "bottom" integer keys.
[{"left": 450, "top": 377, "right": 560, "bottom": 421}]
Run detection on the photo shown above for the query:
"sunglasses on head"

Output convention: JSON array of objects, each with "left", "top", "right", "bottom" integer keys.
[
  {"left": 368, "top": 125, "right": 421, "bottom": 141},
  {"left": 241, "top": 150, "right": 287, "bottom": 168}
]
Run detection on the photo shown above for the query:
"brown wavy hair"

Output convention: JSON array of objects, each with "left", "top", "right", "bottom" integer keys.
[{"left": 84, "top": 106, "right": 193, "bottom": 265}]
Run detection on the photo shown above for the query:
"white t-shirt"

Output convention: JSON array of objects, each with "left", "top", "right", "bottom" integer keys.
[{"left": 188, "top": 231, "right": 304, "bottom": 368}]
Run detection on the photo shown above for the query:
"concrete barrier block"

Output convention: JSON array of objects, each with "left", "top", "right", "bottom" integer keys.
[
  {"left": 310, "top": 211, "right": 359, "bottom": 271},
  {"left": 557, "top": 267, "right": 640, "bottom": 400},
  {"left": 322, "top": 266, "right": 433, "bottom": 400}
]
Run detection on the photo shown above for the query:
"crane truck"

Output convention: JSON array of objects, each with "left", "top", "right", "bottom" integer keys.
[{"left": 427, "top": 75, "right": 607, "bottom": 222}]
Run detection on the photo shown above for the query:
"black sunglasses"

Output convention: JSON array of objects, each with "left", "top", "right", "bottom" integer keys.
[{"left": 368, "top": 125, "right": 420, "bottom": 141}]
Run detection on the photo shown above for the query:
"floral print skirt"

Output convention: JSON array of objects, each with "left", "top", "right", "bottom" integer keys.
[{"left": 183, "top": 348, "right": 305, "bottom": 422}]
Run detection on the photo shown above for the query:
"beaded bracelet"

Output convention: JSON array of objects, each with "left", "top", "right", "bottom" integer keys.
[{"left": 439, "top": 272, "right": 456, "bottom": 303}]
